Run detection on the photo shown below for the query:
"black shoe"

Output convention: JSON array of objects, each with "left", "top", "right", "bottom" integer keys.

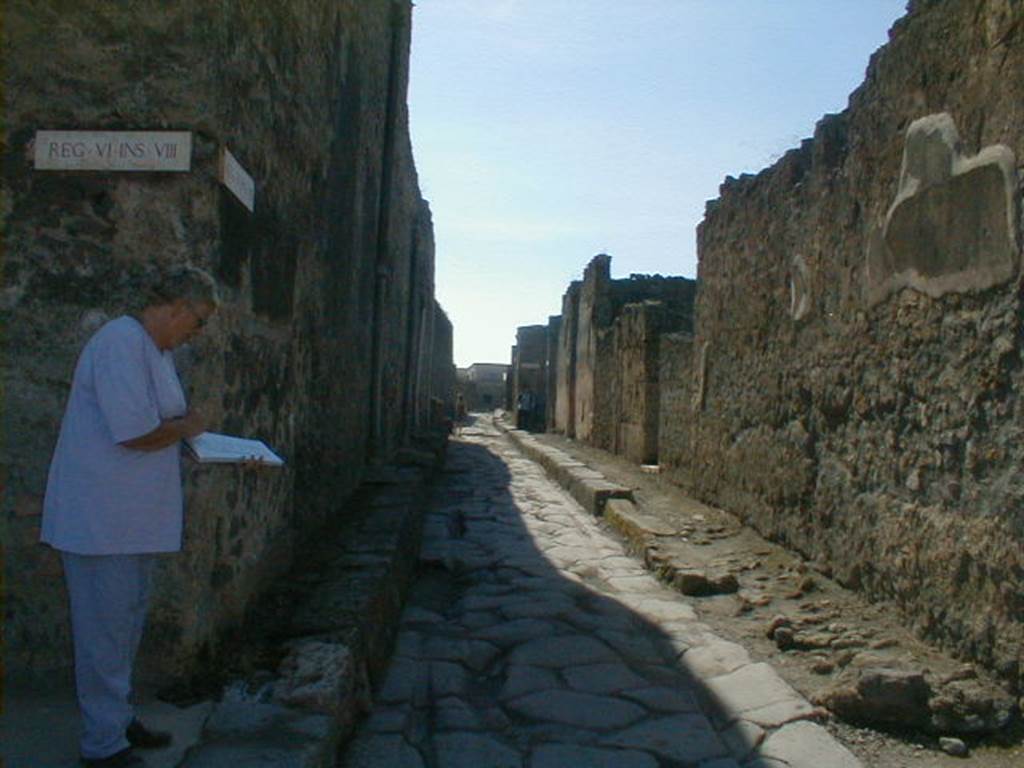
[
  {"left": 126, "top": 718, "right": 172, "bottom": 749},
  {"left": 81, "top": 747, "right": 144, "bottom": 767}
]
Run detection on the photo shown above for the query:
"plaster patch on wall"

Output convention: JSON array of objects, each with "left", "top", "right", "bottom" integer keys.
[
  {"left": 789, "top": 254, "right": 812, "bottom": 321},
  {"left": 865, "top": 112, "right": 1019, "bottom": 306}
]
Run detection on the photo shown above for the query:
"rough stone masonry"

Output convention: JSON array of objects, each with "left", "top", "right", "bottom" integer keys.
[
  {"left": 533, "top": 0, "right": 1024, "bottom": 698},
  {"left": 2, "top": 0, "right": 454, "bottom": 685},
  {"left": 666, "top": 0, "right": 1024, "bottom": 691}
]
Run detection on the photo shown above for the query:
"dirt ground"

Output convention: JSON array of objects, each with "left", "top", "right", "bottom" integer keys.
[{"left": 528, "top": 429, "right": 1024, "bottom": 768}]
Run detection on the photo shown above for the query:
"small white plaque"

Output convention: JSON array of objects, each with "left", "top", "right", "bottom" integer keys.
[
  {"left": 34, "top": 130, "right": 192, "bottom": 171},
  {"left": 219, "top": 147, "right": 255, "bottom": 212}
]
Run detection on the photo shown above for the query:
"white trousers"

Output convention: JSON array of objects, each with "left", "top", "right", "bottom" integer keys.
[{"left": 61, "top": 552, "right": 155, "bottom": 759}]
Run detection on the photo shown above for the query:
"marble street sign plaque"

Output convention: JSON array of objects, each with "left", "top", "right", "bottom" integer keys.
[
  {"left": 219, "top": 147, "right": 255, "bottom": 212},
  {"left": 34, "top": 130, "right": 192, "bottom": 172}
]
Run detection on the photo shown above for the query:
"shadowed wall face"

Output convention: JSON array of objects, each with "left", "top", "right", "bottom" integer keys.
[
  {"left": 679, "top": 0, "right": 1024, "bottom": 687},
  {"left": 3, "top": 0, "right": 450, "bottom": 683}
]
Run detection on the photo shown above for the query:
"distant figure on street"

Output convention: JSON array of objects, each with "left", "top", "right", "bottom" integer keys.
[
  {"left": 516, "top": 387, "right": 535, "bottom": 431},
  {"left": 41, "top": 266, "right": 219, "bottom": 768}
]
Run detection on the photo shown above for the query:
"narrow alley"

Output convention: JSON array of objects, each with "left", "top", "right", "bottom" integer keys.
[{"left": 341, "top": 415, "right": 858, "bottom": 768}]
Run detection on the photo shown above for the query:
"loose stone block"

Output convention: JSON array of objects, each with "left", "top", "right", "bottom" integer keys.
[{"left": 272, "top": 639, "right": 370, "bottom": 721}]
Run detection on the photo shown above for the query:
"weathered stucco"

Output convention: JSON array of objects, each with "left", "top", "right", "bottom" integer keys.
[
  {"left": 670, "top": 0, "right": 1024, "bottom": 687},
  {"left": 3, "top": 0, "right": 451, "bottom": 684}
]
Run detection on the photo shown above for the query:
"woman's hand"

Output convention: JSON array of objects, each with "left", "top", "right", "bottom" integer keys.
[
  {"left": 121, "top": 407, "right": 208, "bottom": 451},
  {"left": 178, "top": 407, "right": 208, "bottom": 439}
]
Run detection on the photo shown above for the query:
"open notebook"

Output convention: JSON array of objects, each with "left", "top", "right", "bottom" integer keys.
[{"left": 185, "top": 431, "right": 284, "bottom": 466}]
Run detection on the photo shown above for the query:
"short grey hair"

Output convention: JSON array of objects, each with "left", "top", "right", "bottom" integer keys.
[{"left": 143, "top": 265, "right": 220, "bottom": 309}]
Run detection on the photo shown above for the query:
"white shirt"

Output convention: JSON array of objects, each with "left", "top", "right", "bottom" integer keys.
[{"left": 42, "top": 316, "right": 187, "bottom": 554}]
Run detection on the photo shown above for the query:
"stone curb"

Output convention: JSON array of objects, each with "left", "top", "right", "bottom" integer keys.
[
  {"left": 495, "top": 419, "right": 863, "bottom": 768},
  {"left": 501, "top": 425, "right": 633, "bottom": 515},
  {"left": 181, "top": 444, "right": 446, "bottom": 767}
]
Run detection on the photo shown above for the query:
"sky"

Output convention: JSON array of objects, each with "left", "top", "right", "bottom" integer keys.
[{"left": 408, "top": 1, "right": 908, "bottom": 367}]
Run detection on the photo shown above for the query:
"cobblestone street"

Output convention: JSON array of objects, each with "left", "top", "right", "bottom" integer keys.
[{"left": 341, "top": 416, "right": 859, "bottom": 768}]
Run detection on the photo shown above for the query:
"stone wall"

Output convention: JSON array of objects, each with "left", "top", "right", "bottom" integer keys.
[
  {"left": 569, "top": 254, "right": 696, "bottom": 452},
  {"left": 573, "top": 256, "right": 613, "bottom": 445},
  {"left": 513, "top": 324, "right": 548, "bottom": 431},
  {"left": 545, "top": 314, "right": 562, "bottom": 430},
  {"left": 430, "top": 301, "right": 456, "bottom": 423},
  {"left": 554, "top": 281, "right": 580, "bottom": 435},
  {"left": 657, "top": 332, "right": 696, "bottom": 483},
  {"left": 610, "top": 301, "right": 691, "bottom": 464},
  {"left": 675, "top": 0, "right": 1024, "bottom": 686},
  {"left": 462, "top": 363, "right": 508, "bottom": 411},
  {"left": 2, "top": 0, "right": 452, "bottom": 684}
]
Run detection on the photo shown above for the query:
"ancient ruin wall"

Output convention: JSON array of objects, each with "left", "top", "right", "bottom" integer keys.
[
  {"left": 3, "top": 0, "right": 449, "bottom": 682},
  {"left": 573, "top": 256, "right": 612, "bottom": 444},
  {"left": 554, "top": 281, "right": 580, "bottom": 435},
  {"left": 682, "top": 0, "right": 1024, "bottom": 684},
  {"left": 572, "top": 254, "right": 696, "bottom": 452},
  {"left": 545, "top": 314, "right": 562, "bottom": 430},
  {"left": 513, "top": 324, "right": 548, "bottom": 430},
  {"left": 657, "top": 332, "right": 696, "bottom": 482},
  {"left": 610, "top": 301, "right": 692, "bottom": 464}
]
